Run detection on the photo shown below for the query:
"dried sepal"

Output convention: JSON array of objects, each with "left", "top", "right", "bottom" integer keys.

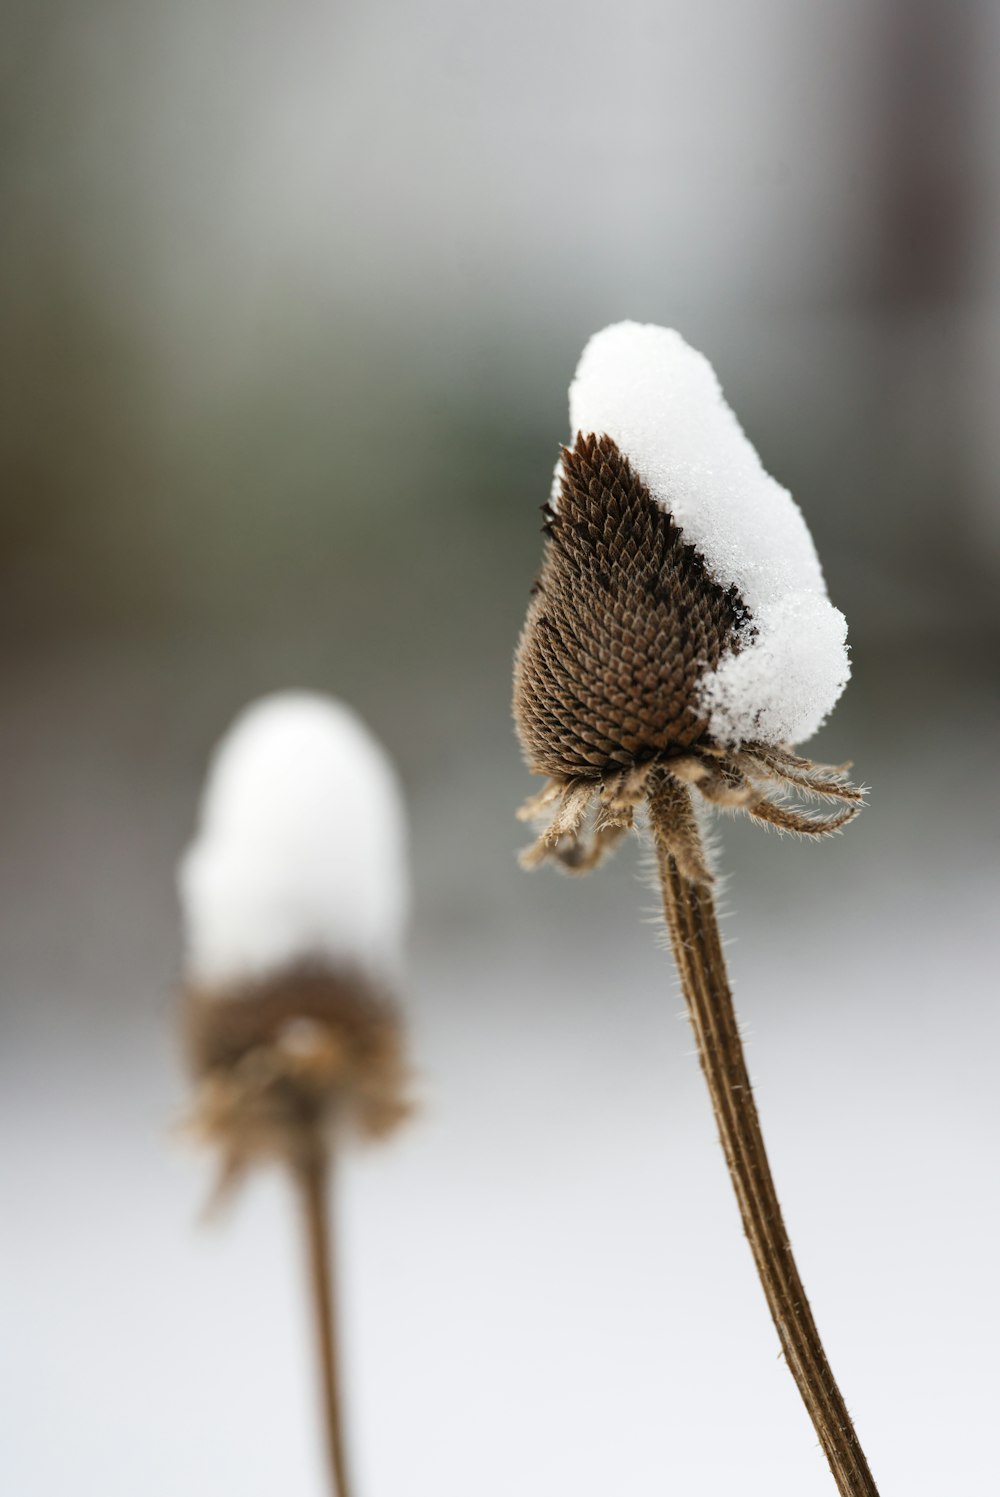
[
  {"left": 517, "top": 763, "right": 654, "bottom": 873},
  {"left": 686, "top": 743, "right": 864, "bottom": 837},
  {"left": 739, "top": 744, "right": 865, "bottom": 803},
  {"left": 518, "top": 742, "right": 862, "bottom": 876},
  {"left": 183, "top": 967, "right": 412, "bottom": 1205}
]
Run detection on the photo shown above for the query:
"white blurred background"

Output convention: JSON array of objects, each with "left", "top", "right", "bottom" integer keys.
[{"left": 2, "top": 1, "right": 998, "bottom": 1493}]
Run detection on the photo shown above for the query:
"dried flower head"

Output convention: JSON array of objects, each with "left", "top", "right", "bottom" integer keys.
[
  {"left": 511, "top": 326, "right": 879, "bottom": 1496},
  {"left": 178, "top": 692, "right": 412, "bottom": 1194},
  {"left": 514, "top": 323, "right": 862, "bottom": 872}
]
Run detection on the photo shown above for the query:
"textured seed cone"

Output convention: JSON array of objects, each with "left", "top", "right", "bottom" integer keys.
[
  {"left": 183, "top": 967, "right": 411, "bottom": 1184},
  {"left": 514, "top": 433, "right": 749, "bottom": 782}
]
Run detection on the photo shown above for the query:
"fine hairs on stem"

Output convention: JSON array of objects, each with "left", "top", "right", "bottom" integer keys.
[
  {"left": 513, "top": 323, "right": 878, "bottom": 1494},
  {"left": 648, "top": 771, "right": 877, "bottom": 1495},
  {"left": 177, "top": 693, "right": 412, "bottom": 1497}
]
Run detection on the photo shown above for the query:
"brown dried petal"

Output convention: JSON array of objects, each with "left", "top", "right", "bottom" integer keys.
[{"left": 183, "top": 967, "right": 412, "bottom": 1187}]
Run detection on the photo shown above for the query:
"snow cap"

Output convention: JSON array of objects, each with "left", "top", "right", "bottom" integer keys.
[
  {"left": 563, "top": 322, "right": 849, "bottom": 745},
  {"left": 179, "top": 693, "right": 408, "bottom": 991}
]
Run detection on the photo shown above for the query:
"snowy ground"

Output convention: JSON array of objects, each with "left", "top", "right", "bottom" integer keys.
[{"left": 1, "top": 639, "right": 996, "bottom": 1496}]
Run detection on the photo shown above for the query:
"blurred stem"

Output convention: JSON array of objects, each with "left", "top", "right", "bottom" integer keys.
[
  {"left": 296, "top": 1143, "right": 354, "bottom": 1497},
  {"left": 647, "top": 774, "right": 879, "bottom": 1497}
]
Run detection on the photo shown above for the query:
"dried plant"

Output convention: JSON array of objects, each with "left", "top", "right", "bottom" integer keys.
[
  {"left": 178, "top": 693, "right": 412, "bottom": 1497},
  {"left": 513, "top": 325, "right": 876, "bottom": 1496},
  {"left": 183, "top": 967, "right": 410, "bottom": 1204}
]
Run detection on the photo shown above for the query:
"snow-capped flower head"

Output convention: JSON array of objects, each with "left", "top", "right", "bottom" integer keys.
[
  {"left": 178, "top": 693, "right": 411, "bottom": 1181},
  {"left": 178, "top": 695, "right": 413, "bottom": 1473},
  {"left": 514, "top": 329, "right": 876, "bottom": 1491},
  {"left": 180, "top": 692, "right": 408, "bottom": 993},
  {"left": 513, "top": 322, "right": 862, "bottom": 872}
]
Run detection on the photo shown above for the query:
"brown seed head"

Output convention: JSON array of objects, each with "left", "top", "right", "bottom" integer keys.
[
  {"left": 513, "top": 432, "right": 749, "bottom": 782},
  {"left": 183, "top": 966, "right": 412, "bottom": 1196}
]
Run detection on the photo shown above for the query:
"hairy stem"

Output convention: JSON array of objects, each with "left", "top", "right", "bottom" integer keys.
[
  {"left": 295, "top": 1144, "right": 354, "bottom": 1497},
  {"left": 647, "top": 772, "right": 879, "bottom": 1496}
]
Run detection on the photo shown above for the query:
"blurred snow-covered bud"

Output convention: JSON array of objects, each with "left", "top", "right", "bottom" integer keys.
[
  {"left": 178, "top": 693, "right": 412, "bottom": 1174},
  {"left": 179, "top": 691, "right": 408, "bottom": 993}
]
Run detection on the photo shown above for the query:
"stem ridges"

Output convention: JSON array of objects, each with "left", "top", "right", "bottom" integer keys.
[{"left": 648, "top": 771, "right": 879, "bottom": 1497}]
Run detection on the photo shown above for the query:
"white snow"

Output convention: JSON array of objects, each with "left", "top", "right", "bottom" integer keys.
[
  {"left": 562, "top": 321, "right": 850, "bottom": 745},
  {"left": 178, "top": 692, "right": 408, "bottom": 990}
]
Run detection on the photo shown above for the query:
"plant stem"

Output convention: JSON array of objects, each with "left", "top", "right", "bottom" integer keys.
[
  {"left": 647, "top": 773, "right": 879, "bottom": 1496},
  {"left": 296, "top": 1144, "right": 354, "bottom": 1497}
]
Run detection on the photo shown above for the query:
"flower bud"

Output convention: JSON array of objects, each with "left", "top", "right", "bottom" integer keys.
[
  {"left": 180, "top": 692, "right": 408, "bottom": 992},
  {"left": 515, "top": 321, "right": 849, "bottom": 780},
  {"left": 178, "top": 692, "right": 411, "bottom": 1179}
]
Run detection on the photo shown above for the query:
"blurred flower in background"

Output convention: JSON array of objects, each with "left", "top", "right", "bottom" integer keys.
[{"left": 1, "top": 3, "right": 997, "bottom": 1495}]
